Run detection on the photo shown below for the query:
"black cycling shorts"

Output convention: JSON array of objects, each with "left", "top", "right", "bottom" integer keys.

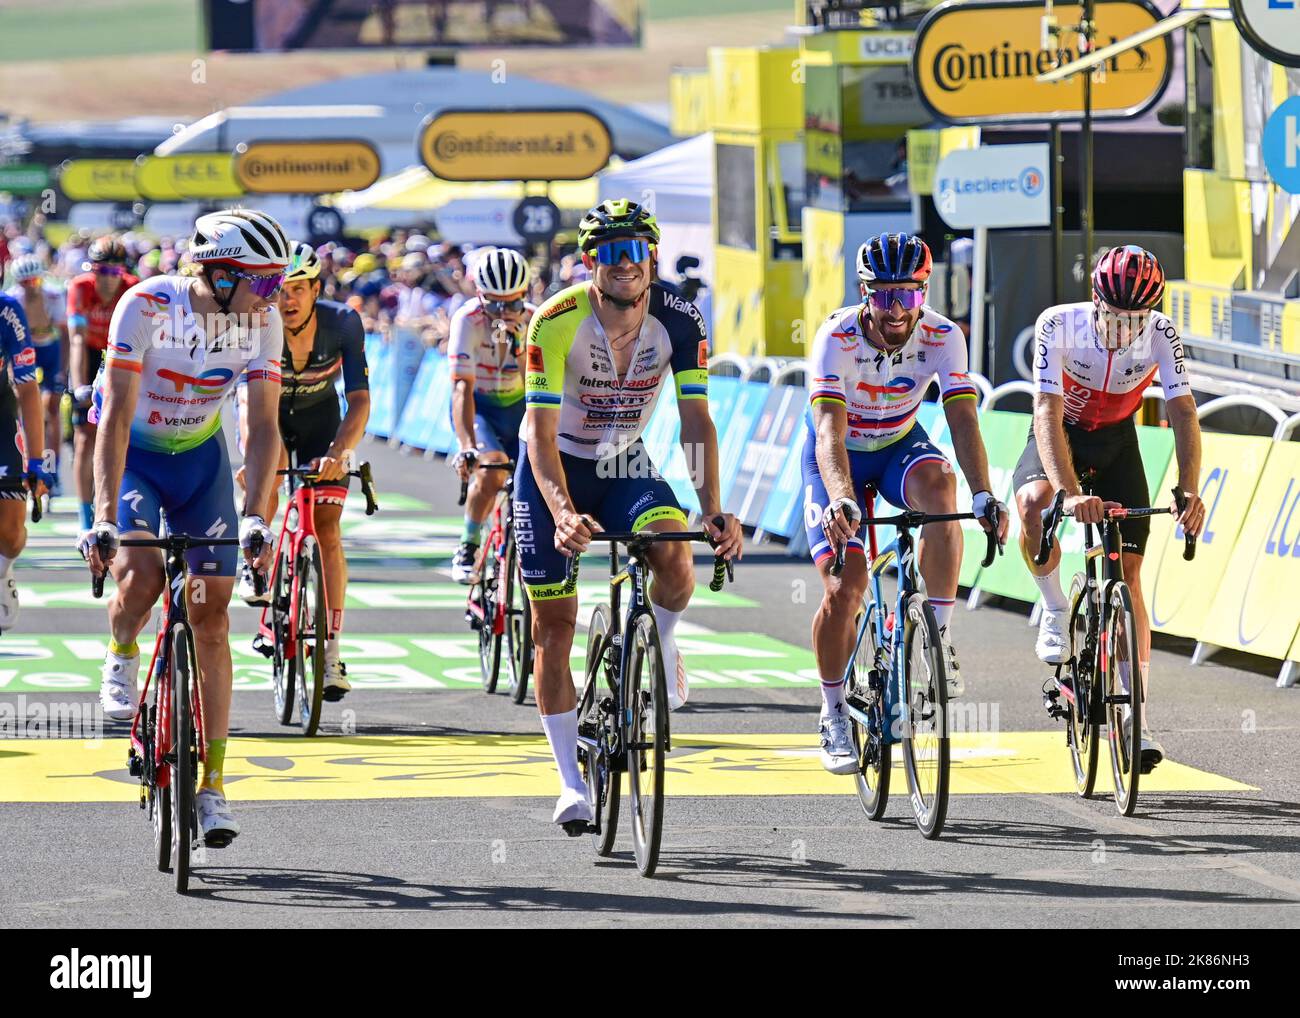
[
  {"left": 0, "top": 387, "right": 27, "bottom": 498},
  {"left": 280, "top": 397, "right": 349, "bottom": 506},
  {"left": 1012, "top": 417, "right": 1151, "bottom": 556}
]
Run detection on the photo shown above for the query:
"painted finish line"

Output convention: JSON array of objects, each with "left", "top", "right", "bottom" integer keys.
[
  {"left": 15, "top": 582, "right": 756, "bottom": 611},
  {"left": 0, "top": 733, "right": 1252, "bottom": 803},
  {"left": 0, "top": 632, "right": 815, "bottom": 693}
]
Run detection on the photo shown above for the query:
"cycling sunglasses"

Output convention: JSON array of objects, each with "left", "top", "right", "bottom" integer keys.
[
  {"left": 865, "top": 285, "right": 926, "bottom": 311},
  {"left": 93, "top": 264, "right": 126, "bottom": 277},
  {"left": 483, "top": 298, "right": 526, "bottom": 314},
  {"left": 224, "top": 267, "right": 286, "bottom": 299},
  {"left": 593, "top": 237, "right": 651, "bottom": 265}
]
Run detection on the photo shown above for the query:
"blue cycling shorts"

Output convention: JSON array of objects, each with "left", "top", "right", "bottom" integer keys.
[
  {"left": 451, "top": 398, "right": 524, "bottom": 461},
  {"left": 117, "top": 435, "right": 239, "bottom": 577},
  {"left": 801, "top": 422, "right": 950, "bottom": 566}
]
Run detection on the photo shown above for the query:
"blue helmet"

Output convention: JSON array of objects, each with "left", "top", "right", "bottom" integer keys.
[{"left": 856, "top": 232, "right": 933, "bottom": 284}]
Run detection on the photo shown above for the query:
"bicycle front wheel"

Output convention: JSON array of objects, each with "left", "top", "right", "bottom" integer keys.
[
  {"left": 505, "top": 544, "right": 533, "bottom": 705},
  {"left": 477, "top": 539, "right": 504, "bottom": 694},
  {"left": 295, "top": 538, "right": 327, "bottom": 736},
  {"left": 170, "top": 624, "right": 198, "bottom": 894},
  {"left": 270, "top": 547, "right": 296, "bottom": 726},
  {"left": 1065, "top": 572, "right": 1100, "bottom": 798},
  {"left": 579, "top": 604, "right": 618, "bottom": 856},
  {"left": 1104, "top": 582, "right": 1142, "bottom": 816},
  {"left": 900, "top": 594, "right": 949, "bottom": 840},
  {"left": 848, "top": 603, "right": 890, "bottom": 820},
  {"left": 626, "top": 612, "right": 669, "bottom": 877}
]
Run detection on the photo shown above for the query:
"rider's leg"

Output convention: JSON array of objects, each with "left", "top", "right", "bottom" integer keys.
[
  {"left": 530, "top": 593, "right": 587, "bottom": 811},
  {"left": 314, "top": 498, "right": 347, "bottom": 661},
  {"left": 74, "top": 424, "right": 95, "bottom": 530},
  {"left": 1012, "top": 432, "right": 1072, "bottom": 613},
  {"left": 1124, "top": 554, "right": 1151, "bottom": 695},
  {"left": 188, "top": 575, "right": 236, "bottom": 791},
  {"left": 43, "top": 390, "right": 60, "bottom": 479},
  {"left": 465, "top": 448, "right": 508, "bottom": 533},
  {"left": 642, "top": 513, "right": 694, "bottom": 709},
  {"left": 811, "top": 553, "right": 870, "bottom": 706},
  {"left": 0, "top": 497, "right": 28, "bottom": 629}
]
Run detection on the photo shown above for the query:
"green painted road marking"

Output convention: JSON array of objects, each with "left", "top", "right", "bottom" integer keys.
[{"left": 0, "top": 632, "right": 815, "bottom": 693}]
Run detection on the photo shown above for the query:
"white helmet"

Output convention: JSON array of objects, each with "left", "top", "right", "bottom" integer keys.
[
  {"left": 473, "top": 247, "right": 529, "bottom": 298},
  {"left": 9, "top": 255, "right": 44, "bottom": 284},
  {"left": 189, "top": 208, "right": 291, "bottom": 269},
  {"left": 284, "top": 241, "right": 322, "bottom": 282}
]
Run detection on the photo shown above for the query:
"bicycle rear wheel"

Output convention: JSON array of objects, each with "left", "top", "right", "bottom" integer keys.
[
  {"left": 627, "top": 612, "right": 669, "bottom": 877},
  {"left": 148, "top": 693, "right": 171, "bottom": 872},
  {"left": 295, "top": 537, "right": 327, "bottom": 736},
  {"left": 505, "top": 543, "right": 533, "bottom": 705},
  {"left": 848, "top": 604, "right": 890, "bottom": 820},
  {"left": 477, "top": 537, "right": 504, "bottom": 694},
  {"left": 900, "top": 594, "right": 949, "bottom": 840},
  {"left": 579, "top": 604, "right": 619, "bottom": 856},
  {"left": 1065, "top": 572, "right": 1100, "bottom": 798},
  {"left": 270, "top": 547, "right": 296, "bottom": 726},
  {"left": 1104, "top": 582, "right": 1142, "bottom": 816},
  {"left": 170, "top": 624, "right": 198, "bottom": 894}
]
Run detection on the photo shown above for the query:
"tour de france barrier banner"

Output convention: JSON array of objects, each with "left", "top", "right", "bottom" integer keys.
[
  {"left": 364, "top": 336, "right": 394, "bottom": 438},
  {"left": 1141, "top": 432, "right": 1274, "bottom": 640},
  {"left": 1200, "top": 440, "right": 1300, "bottom": 662}
]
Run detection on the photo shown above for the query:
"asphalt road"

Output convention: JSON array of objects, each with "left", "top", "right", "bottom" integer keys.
[{"left": 3, "top": 437, "right": 1299, "bottom": 929}]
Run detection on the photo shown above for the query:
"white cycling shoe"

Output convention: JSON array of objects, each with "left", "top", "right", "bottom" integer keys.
[
  {"left": 939, "top": 626, "right": 964, "bottom": 698},
  {"left": 1122, "top": 712, "right": 1165, "bottom": 773},
  {"left": 237, "top": 561, "right": 270, "bottom": 606},
  {"left": 196, "top": 788, "right": 240, "bottom": 847},
  {"left": 553, "top": 786, "right": 593, "bottom": 831},
  {"left": 323, "top": 659, "right": 351, "bottom": 702},
  {"left": 819, "top": 710, "right": 858, "bottom": 775},
  {"left": 1036, "top": 608, "right": 1068, "bottom": 665},
  {"left": 0, "top": 568, "right": 19, "bottom": 631},
  {"left": 99, "top": 650, "right": 141, "bottom": 721}
]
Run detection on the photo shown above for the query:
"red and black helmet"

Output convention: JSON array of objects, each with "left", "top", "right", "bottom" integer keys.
[{"left": 1091, "top": 245, "right": 1165, "bottom": 311}]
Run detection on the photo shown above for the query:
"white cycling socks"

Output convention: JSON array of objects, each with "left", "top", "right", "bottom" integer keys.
[
  {"left": 540, "top": 707, "right": 585, "bottom": 794},
  {"left": 930, "top": 596, "right": 955, "bottom": 630},
  {"left": 1033, "top": 566, "right": 1070, "bottom": 613}
]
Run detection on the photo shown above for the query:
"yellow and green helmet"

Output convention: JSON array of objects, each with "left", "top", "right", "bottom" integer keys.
[{"left": 577, "top": 199, "right": 660, "bottom": 254}]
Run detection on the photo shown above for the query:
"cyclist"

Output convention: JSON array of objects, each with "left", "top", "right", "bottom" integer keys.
[
  {"left": 6, "top": 255, "right": 66, "bottom": 491},
  {"left": 235, "top": 241, "right": 370, "bottom": 702},
  {"left": 807, "top": 233, "right": 1009, "bottom": 775},
  {"left": 68, "top": 236, "right": 138, "bottom": 531},
  {"left": 448, "top": 247, "right": 534, "bottom": 582},
  {"left": 518, "top": 199, "right": 744, "bottom": 829},
  {"left": 1015, "top": 245, "right": 1205, "bottom": 771},
  {"left": 78, "top": 209, "right": 287, "bottom": 846},
  {"left": 0, "top": 290, "right": 51, "bottom": 629}
]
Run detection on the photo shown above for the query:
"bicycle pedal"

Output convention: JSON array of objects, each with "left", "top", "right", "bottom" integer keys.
[
  {"left": 251, "top": 633, "right": 274, "bottom": 659},
  {"left": 464, "top": 611, "right": 482, "bottom": 631},
  {"left": 560, "top": 820, "right": 594, "bottom": 838},
  {"left": 203, "top": 830, "right": 235, "bottom": 849}
]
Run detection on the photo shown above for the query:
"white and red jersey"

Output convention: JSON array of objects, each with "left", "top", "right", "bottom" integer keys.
[
  {"left": 808, "top": 305, "right": 977, "bottom": 451},
  {"left": 1034, "top": 302, "right": 1191, "bottom": 431},
  {"left": 447, "top": 296, "right": 534, "bottom": 408}
]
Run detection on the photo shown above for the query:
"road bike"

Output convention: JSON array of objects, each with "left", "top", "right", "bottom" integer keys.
[{"left": 1036, "top": 478, "right": 1194, "bottom": 815}]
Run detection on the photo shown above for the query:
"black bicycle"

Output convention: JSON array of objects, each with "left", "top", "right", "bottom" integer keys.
[
  {"left": 1036, "top": 478, "right": 1194, "bottom": 815},
  {"left": 92, "top": 531, "right": 258, "bottom": 895},
  {"left": 569, "top": 519, "right": 732, "bottom": 877}
]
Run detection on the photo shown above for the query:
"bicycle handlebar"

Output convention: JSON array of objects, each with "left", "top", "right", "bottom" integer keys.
[
  {"left": 278, "top": 461, "right": 379, "bottom": 516},
  {"left": 90, "top": 533, "right": 264, "bottom": 599},
  {"left": 456, "top": 454, "right": 516, "bottom": 506},
  {"left": 830, "top": 504, "right": 1003, "bottom": 577},
  {"left": 1034, "top": 487, "right": 1197, "bottom": 566},
  {"left": 564, "top": 516, "right": 735, "bottom": 593}
]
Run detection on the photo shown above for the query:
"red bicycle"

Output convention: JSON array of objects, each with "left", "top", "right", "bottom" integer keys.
[
  {"left": 253, "top": 461, "right": 378, "bottom": 735},
  {"left": 461, "top": 458, "right": 532, "bottom": 703}
]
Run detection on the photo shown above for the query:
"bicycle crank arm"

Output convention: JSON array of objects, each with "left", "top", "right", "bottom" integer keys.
[{"left": 561, "top": 820, "right": 599, "bottom": 838}]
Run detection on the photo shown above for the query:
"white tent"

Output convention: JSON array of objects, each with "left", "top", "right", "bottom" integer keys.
[{"left": 599, "top": 133, "right": 714, "bottom": 329}]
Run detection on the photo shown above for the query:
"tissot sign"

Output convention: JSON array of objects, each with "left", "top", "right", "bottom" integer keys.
[
  {"left": 913, "top": 0, "right": 1172, "bottom": 124},
  {"left": 1231, "top": 0, "right": 1300, "bottom": 67}
]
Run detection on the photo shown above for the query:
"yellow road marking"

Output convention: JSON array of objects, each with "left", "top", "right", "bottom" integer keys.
[{"left": 0, "top": 732, "right": 1253, "bottom": 803}]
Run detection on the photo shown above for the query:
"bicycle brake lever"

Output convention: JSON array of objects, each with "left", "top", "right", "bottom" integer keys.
[
  {"left": 1034, "top": 490, "right": 1065, "bottom": 566},
  {"left": 1172, "top": 486, "right": 1196, "bottom": 561}
]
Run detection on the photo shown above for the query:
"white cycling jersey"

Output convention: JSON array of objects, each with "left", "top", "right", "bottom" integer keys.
[
  {"left": 447, "top": 295, "right": 534, "bottom": 408},
  {"left": 1034, "top": 302, "right": 1191, "bottom": 430},
  {"left": 808, "top": 305, "right": 977, "bottom": 451},
  {"left": 94, "top": 275, "right": 283, "bottom": 453}
]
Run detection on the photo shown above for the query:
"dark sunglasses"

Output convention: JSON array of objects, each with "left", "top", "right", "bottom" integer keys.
[
  {"left": 865, "top": 285, "right": 926, "bottom": 311},
  {"left": 483, "top": 298, "right": 526, "bottom": 314},
  {"left": 223, "top": 267, "right": 286, "bottom": 299},
  {"left": 93, "top": 264, "right": 126, "bottom": 277}
]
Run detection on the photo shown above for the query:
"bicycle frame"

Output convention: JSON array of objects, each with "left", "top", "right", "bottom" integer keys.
[
  {"left": 257, "top": 466, "right": 333, "bottom": 657},
  {"left": 464, "top": 464, "right": 515, "bottom": 637}
]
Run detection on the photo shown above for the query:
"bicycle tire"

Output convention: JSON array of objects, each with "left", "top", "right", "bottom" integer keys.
[
  {"left": 849, "top": 604, "right": 890, "bottom": 820},
  {"left": 1105, "top": 582, "right": 1143, "bottom": 816},
  {"left": 1065, "top": 572, "right": 1100, "bottom": 798},
  {"left": 477, "top": 536, "right": 503, "bottom": 694},
  {"left": 153, "top": 781, "right": 172, "bottom": 873},
  {"left": 270, "top": 547, "right": 296, "bottom": 726},
  {"left": 505, "top": 541, "right": 533, "bottom": 705},
  {"left": 579, "top": 604, "right": 619, "bottom": 856},
  {"left": 900, "top": 593, "right": 949, "bottom": 840},
  {"left": 171, "top": 623, "right": 197, "bottom": 894},
  {"left": 627, "top": 612, "right": 668, "bottom": 877},
  {"left": 295, "top": 538, "right": 327, "bottom": 736}
]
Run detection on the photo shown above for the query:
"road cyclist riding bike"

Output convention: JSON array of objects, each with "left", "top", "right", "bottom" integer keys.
[
  {"left": 6, "top": 254, "right": 67, "bottom": 495},
  {"left": 78, "top": 207, "right": 288, "bottom": 847},
  {"left": 517, "top": 197, "right": 743, "bottom": 830},
  {"left": 236, "top": 240, "right": 370, "bottom": 702},
  {"left": 805, "top": 231, "right": 1009, "bottom": 776},
  {"left": 0, "top": 288, "right": 51, "bottom": 630},
  {"left": 1013, "top": 245, "right": 1205, "bottom": 772},
  {"left": 449, "top": 246, "right": 535, "bottom": 583}
]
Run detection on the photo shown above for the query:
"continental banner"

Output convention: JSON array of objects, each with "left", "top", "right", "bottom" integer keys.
[
  {"left": 1202, "top": 441, "right": 1300, "bottom": 661},
  {"left": 1142, "top": 433, "right": 1273, "bottom": 640}
]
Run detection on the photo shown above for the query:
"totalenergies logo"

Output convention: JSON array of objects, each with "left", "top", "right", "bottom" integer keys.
[
  {"left": 856, "top": 377, "right": 916, "bottom": 401},
  {"left": 139, "top": 292, "right": 171, "bottom": 310},
  {"left": 156, "top": 367, "right": 234, "bottom": 395}
]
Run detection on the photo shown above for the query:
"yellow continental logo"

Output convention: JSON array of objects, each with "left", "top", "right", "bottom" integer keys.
[
  {"left": 59, "top": 160, "right": 141, "bottom": 202},
  {"left": 913, "top": 0, "right": 1169, "bottom": 124},
  {"left": 234, "top": 140, "right": 381, "bottom": 195},
  {"left": 419, "top": 109, "right": 612, "bottom": 182},
  {"left": 541, "top": 295, "right": 579, "bottom": 320}
]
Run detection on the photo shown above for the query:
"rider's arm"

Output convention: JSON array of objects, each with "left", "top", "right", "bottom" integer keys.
[
  {"left": 666, "top": 299, "right": 720, "bottom": 514},
  {"left": 447, "top": 307, "right": 479, "bottom": 451},
  {"left": 936, "top": 330, "right": 993, "bottom": 494},
  {"left": 1031, "top": 309, "right": 1081, "bottom": 494},
  {"left": 329, "top": 306, "right": 371, "bottom": 464},
  {"left": 240, "top": 313, "right": 284, "bottom": 519},
  {"left": 1, "top": 300, "right": 44, "bottom": 468},
  {"left": 808, "top": 315, "right": 856, "bottom": 505},
  {"left": 91, "top": 356, "right": 138, "bottom": 527},
  {"left": 522, "top": 310, "right": 575, "bottom": 518},
  {"left": 66, "top": 282, "right": 89, "bottom": 391},
  {"left": 1166, "top": 394, "right": 1201, "bottom": 496}
]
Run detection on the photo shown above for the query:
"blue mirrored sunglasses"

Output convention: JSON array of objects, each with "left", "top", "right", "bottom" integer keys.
[{"left": 593, "top": 237, "right": 651, "bottom": 265}]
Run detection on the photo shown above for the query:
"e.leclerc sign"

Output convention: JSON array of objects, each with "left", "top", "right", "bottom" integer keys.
[
  {"left": 934, "top": 143, "right": 1050, "bottom": 229},
  {"left": 913, "top": 0, "right": 1172, "bottom": 125},
  {"left": 1231, "top": 0, "right": 1300, "bottom": 68}
]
